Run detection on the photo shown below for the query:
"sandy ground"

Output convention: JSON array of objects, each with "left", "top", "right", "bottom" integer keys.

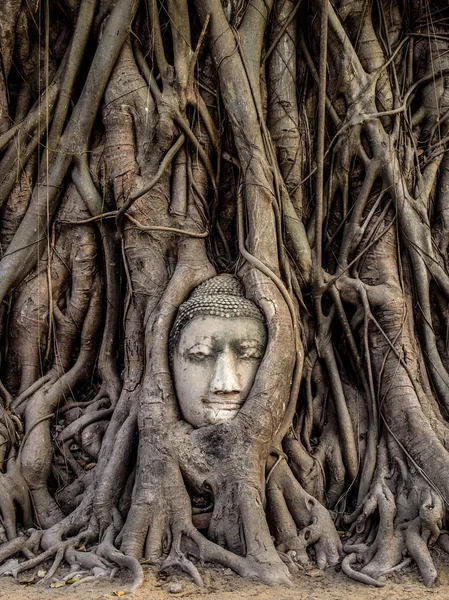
[{"left": 1, "top": 550, "right": 449, "bottom": 600}]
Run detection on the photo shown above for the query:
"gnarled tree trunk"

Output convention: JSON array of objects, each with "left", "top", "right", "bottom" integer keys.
[{"left": 0, "top": 0, "right": 449, "bottom": 591}]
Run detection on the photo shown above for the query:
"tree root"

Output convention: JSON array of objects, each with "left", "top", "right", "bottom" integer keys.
[
  {"left": 98, "top": 517, "right": 144, "bottom": 592},
  {"left": 0, "top": 458, "right": 32, "bottom": 540},
  {"left": 266, "top": 457, "right": 342, "bottom": 570},
  {"left": 342, "top": 553, "right": 385, "bottom": 588},
  {"left": 71, "top": 570, "right": 115, "bottom": 588},
  {"left": 379, "top": 557, "right": 412, "bottom": 576},
  {"left": 65, "top": 547, "right": 111, "bottom": 572},
  {"left": 2, "top": 0, "right": 449, "bottom": 595},
  {"left": 403, "top": 518, "right": 438, "bottom": 587},
  {"left": 61, "top": 569, "right": 89, "bottom": 583},
  {"left": 162, "top": 546, "right": 204, "bottom": 588},
  {"left": 36, "top": 546, "right": 64, "bottom": 585},
  {"left": 188, "top": 528, "right": 293, "bottom": 586},
  {"left": 342, "top": 466, "right": 445, "bottom": 588},
  {"left": 7, "top": 536, "right": 82, "bottom": 579},
  {"left": 0, "top": 531, "right": 42, "bottom": 564}
]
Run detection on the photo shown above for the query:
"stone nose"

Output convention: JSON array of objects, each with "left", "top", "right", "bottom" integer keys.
[{"left": 210, "top": 348, "right": 241, "bottom": 394}]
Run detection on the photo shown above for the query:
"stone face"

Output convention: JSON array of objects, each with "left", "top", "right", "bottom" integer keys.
[
  {"left": 172, "top": 315, "right": 266, "bottom": 428},
  {"left": 170, "top": 275, "right": 267, "bottom": 428}
]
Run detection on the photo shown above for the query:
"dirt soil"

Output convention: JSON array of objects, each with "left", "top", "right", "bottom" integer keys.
[{"left": 1, "top": 550, "right": 449, "bottom": 600}]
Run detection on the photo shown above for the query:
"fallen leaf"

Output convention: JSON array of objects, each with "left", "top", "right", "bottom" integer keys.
[
  {"left": 113, "top": 592, "right": 126, "bottom": 597},
  {"left": 37, "top": 569, "right": 47, "bottom": 578},
  {"left": 439, "top": 569, "right": 449, "bottom": 585},
  {"left": 18, "top": 576, "right": 35, "bottom": 584},
  {"left": 66, "top": 577, "right": 79, "bottom": 584},
  {"left": 50, "top": 581, "right": 66, "bottom": 588}
]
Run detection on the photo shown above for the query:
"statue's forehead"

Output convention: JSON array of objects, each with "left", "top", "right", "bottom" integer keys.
[{"left": 177, "top": 315, "right": 266, "bottom": 346}]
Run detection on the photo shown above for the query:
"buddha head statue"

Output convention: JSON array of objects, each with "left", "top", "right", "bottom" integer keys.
[{"left": 170, "top": 275, "right": 267, "bottom": 428}]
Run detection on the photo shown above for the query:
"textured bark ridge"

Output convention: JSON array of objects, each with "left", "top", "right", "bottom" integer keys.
[{"left": 0, "top": 0, "right": 449, "bottom": 591}]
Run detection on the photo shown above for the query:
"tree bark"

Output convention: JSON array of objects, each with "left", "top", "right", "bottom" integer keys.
[{"left": 0, "top": 0, "right": 449, "bottom": 591}]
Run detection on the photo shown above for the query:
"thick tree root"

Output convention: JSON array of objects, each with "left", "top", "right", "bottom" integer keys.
[
  {"left": 2, "top": 0, "right": 449, "bottom": 594},
  {"left": 342, "top": 469, "right": 445, "bottom": 588},
  {"left": 98, "top": 516, "right": 144, "bottom": 592},
  {"left": 267, "top": 457, "right": 342, "bottom": 570},
  {"left": 188, "top": 529, "right": 293, "bottom": 586},
  {"left": 0, "top": 460, "right": 32, "bottom": 540}
]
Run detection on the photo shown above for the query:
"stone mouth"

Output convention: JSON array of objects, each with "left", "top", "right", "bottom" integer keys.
[{"left": 204, "top": 396, "right": 243, "bottom": 408}]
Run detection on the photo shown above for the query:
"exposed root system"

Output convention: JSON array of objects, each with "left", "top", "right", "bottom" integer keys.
[{"left": 1, "top": 0, "right": 449, "bottom": 593}]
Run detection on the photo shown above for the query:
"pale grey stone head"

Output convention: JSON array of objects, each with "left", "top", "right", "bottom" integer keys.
[{"left": 170, "top": 275, "right": 267, "bottom": 428}]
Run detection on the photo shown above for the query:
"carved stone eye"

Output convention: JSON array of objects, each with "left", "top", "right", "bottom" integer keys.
[
  {"left": 238, "top": 348, "right": 263, "bottom": 360},
  {"left": 187, "top": 347, "right": 214, "bottom": 361}
]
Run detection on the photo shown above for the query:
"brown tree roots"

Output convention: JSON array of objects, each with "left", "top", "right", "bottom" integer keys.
[{"left": 2, "top": 0, "right": 449, "bottom": 594}]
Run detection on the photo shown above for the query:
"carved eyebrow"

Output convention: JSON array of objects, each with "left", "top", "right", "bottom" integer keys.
[
  {"left": 235, "top": 341, "right": 265, "bottom": 356},
  {"left": 185, "top": 342, "right": 214, "bottom": 353},
  {"left": 238, "top": 339, "right": 265, "bottom": 348},
  {"left": 182, "top": 336, "right": 213, "bottom": 349}
]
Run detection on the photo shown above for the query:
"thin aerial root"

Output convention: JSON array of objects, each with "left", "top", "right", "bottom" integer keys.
[
  {"left": 116, "top": 134, "right": 185, "bottom": 225},
  {"left": 0, "top": 380, "right": 13, "bottom": 407},
  {"left": 71, "top": 568, "right": 118, "bottom": 588},
  {"left": 8, "top": 535, "right": 82, "bottom": 579},
  {"left": 72, "top": 575, "right": 103, "bottom": 587},
  {"left": 37, "top": 546, "right": 64, "bottom": 585},
  {"left": 62, "top": 570, "right": 89, "bottom": 582},
  {"left": 379, "top": 557, "right": 412, "bottom": 576},
  {"left": 341, "top": 553, "right": 385, "bottom": 588},
  {"left": 12, "top": 374, "right": 52, "bottom": 411},
  {"left": 10, "top": 546, "right": 59, "bottom": 577}
]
